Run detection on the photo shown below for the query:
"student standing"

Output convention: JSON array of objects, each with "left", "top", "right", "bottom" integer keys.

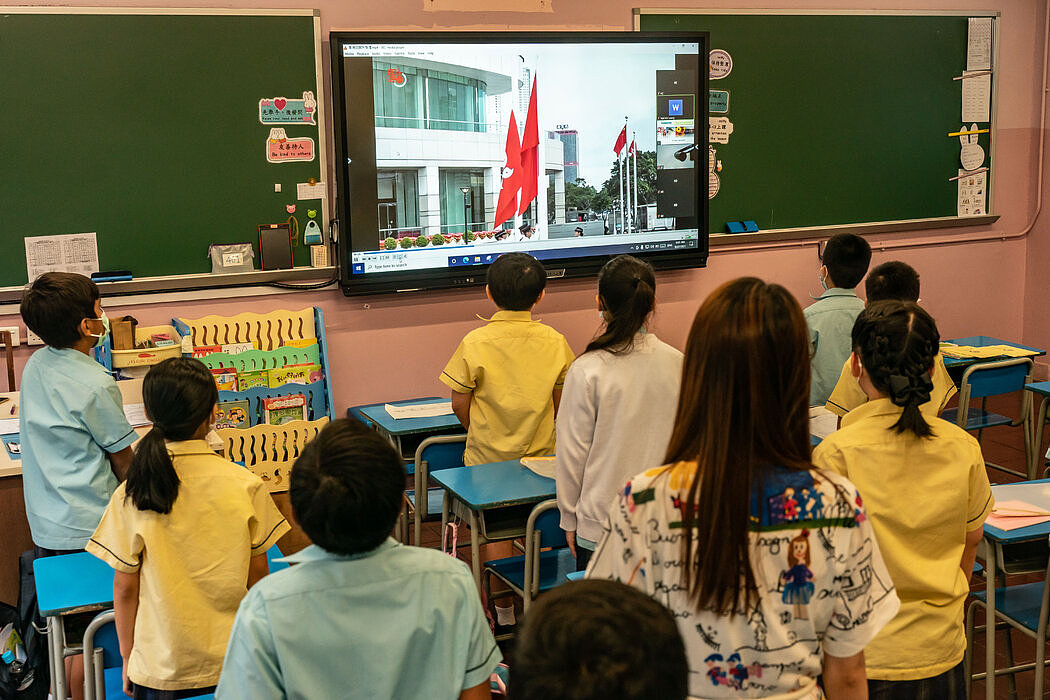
[
  {"left": 812, "top": 302, "right": 992, "bottom": 698},
  {"left": 806, "top": 233, "right": 871, "bottom": 406},
  {"left": 19, "top": 272, "right": 136, "bottom": 553},
  {"left": 217, "top": 419, "right": 501, "bottom": 700},
  {"left": 824, "top": 261, "right": 956, "bottom": 418},
  {"left": 87, "top": 358, "right": 289, "bottom": 699},
  {"left": 441, "top": 253, "right": 575, "bottom": 465},
  {"left": 589, "top": 278, "right": 899, "bottom": 699},
  {"left": 555, "top": 255, "right": 682, "bottom": 570}
]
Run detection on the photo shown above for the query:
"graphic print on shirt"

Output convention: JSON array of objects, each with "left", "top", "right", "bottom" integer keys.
[{"left": 780, "top": 530, "right": 815, "bottom": 620}]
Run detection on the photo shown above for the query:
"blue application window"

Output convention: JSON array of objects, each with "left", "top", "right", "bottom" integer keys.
[{"left": 668, "top": 99, "right": 683, "bottom": 116}]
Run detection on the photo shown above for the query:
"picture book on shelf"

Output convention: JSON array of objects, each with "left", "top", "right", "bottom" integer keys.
[
  {"left": 193, "top": 342, "right": 258, "bottom": 358},
  {"left": 210, "top": 367, "right": 238, "bottom": 392},
  {"left": 238, "top": 369, "right": 269, "bottom": 391},
  {"left": 214, "top": 400, "right": 251, "bottom": 430},
  {"left": 267, "top": 363, "right": 322, "bottom": 387},
  {"left": 262, "top": 394, "right": 308, "bottom": 425}
]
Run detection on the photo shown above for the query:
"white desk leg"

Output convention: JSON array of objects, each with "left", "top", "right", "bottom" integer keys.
[
  {"left": 1033, "top": 397, "right": 1049, "bottom": 480},
  {"left": 984, "top": 538, "right": 996, "bottom": 700},
  {"left": 469, "top": 509, "right": 482, "bottom": 592},
  {"left": 50, "top": 616, "right": 68, "bottom": 700}
]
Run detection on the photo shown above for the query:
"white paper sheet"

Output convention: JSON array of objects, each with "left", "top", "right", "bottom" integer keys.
[
  {"left": 297, "top": 181, "right": 326, "bottom": 200},
  {"left": 123, "top": 403, "right": 151, "bottom": 427},
  {"left": 384, "top": 401, "right": 453, "bottom": 420},
  {"left": 967, "top": 17, "right": 993, "bottom": 71},
  {"left": 808, "top": 406, "right": 839, "bottom": 440},
  {"left": 520, "top": 456, "right": 556, "bottom": 479},
  {"left": 957, "top": 168, "right": 988, "bottom": 216},
  {"left": 25, "top": 232, "right": 99, "bottom": 282},
  {"left": 0, "top": 418, "right": 20, "bottom": 435},
  {"left": 961, "top": 72, "right": 991, "bottom": 123}
]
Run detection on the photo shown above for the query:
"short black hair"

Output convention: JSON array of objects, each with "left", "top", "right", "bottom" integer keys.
[
  {"left": 20, "top": 272, "right": 100, "bottom": 348},
  {"left": 865, "top": 260, "right": 920, "bottom": 302},
  {"left": 821, "top": 233, "right": 872, "bottom": 290},
  {"left": 487, "top": 252, "right": 546, "bottom": 311},
  {"left": 289, "top": 419, "right": 405, "bottom": 556},
  {"left": 512, "top": 579, "right": 689, "bottom": 700}
]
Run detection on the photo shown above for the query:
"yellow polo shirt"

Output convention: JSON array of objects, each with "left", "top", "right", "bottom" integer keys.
[
  {"left": 825, "top": 353, "right": 957, "bottom": 418},
  {"left": 86, "top": 440, "right": 290, "bottom": 691},
  {"left": 812, "top": 399, "right": 992, "bottom": 681},
  {"left": 441, "top": 310, "right": 575, "bottom": 465}
]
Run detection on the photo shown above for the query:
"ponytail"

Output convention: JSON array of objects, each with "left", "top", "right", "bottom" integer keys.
[
  {"left": 852, "top": 301, "right": 938, "bottom": 438},
  {"left": 124, "top": 357, "right": 218, "bottom": 513},
  {"left": 585, "top": 255, "right": 656, "bottom": 355}
]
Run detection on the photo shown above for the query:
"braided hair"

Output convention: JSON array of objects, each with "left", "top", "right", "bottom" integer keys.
[
  {"left": 851, "top": 300, "right": 938, "bottom": 438},
  {"left": 585, "top": 255, "right": 656, "bottom": 355}
]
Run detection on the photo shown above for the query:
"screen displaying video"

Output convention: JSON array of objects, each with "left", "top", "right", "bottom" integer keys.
[{"left": 330, "top": 33, "right": 707, "bottom": 294}]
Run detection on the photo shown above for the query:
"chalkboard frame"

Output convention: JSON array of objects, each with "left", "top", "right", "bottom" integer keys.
[
  {"left": 0, "top": 7, "right": 333, "bottom": 302},
  {"left": 634, "top": 8, "right": 1000, "bottom": 245}
]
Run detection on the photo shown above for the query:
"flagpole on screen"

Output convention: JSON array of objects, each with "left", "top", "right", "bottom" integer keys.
[
  {"left": 632, "top": 131, "right": 638, "bottom": 232},
  {"left": 625, "top": 119, "right": 633, "bottom": 232}
]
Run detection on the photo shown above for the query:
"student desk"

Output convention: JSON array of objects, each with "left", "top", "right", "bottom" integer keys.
[
  {"left": 1026, "top": 381, "right": 1050, "bottom": 478},
  {"left": 431, "top": 460, "right": 555, "bottom": 590},
  {"left": 942, "top": 336, "right": 1046, "bottom": 370},
  {"left": 34, "top": 552, "right": 115, "bottom": 700},
  {"left": 979, "top": 480, "right": 1050, "bottom": 700},
  {"left": 347, "top": 397, "right": 464, "bottom": 459}
]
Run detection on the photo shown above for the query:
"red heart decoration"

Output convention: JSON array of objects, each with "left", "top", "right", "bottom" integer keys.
[{"left": 274, "top": 98, "right": 287, "bottom": 111}]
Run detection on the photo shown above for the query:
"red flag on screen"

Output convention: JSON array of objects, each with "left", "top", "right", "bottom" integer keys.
[
  {"left": 613, "top": 125, "right": 627, "bottom": 156},
  {"left": 493, "top": 111, "right": 522, "bottom": 229},
  {"left": 518, "top": 76, "right": 539, "bottom": 216}
]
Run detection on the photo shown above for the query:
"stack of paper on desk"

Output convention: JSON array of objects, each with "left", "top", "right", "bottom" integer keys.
[
  {"left": 986, "top": 500, "right": 1050, "bottom": 530},
  {"left": 384, "top": 401, "right": 454, "bottom": 420}
]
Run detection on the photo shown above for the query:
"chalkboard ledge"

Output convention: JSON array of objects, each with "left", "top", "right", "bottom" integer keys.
[
  {"left": 711, "top": 214, "right": 999, "bottom": 246},
  {"left": 0, "top": 267, "right": 337, "bottom": 304}
]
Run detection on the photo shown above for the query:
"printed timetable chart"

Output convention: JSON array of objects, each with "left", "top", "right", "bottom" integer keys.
[{"left": 25, "top": 232, "right": 99, "bottom": 281}]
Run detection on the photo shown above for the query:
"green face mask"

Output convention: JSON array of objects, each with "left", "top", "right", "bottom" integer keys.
[{"left": 88, "top": 310, "right": 110, "bottom": 348}]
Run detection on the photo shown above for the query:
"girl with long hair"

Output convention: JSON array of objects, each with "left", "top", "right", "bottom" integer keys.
[
  {"left": 86, "top": 358, "right": 289, "bottom": 699},
  {"left": 588, "top": 278, "right": 899, "bottom": 699},
  {"left": 555, "top": 255, "right": 683, "bottom": 570},
  {"left": 812, "top": 301, "right": 992, "bottom": 699}
]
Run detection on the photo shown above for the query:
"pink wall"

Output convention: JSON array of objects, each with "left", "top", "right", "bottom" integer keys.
[{"left": 5, "top": 0, "right": 1048, "bottom": 408}]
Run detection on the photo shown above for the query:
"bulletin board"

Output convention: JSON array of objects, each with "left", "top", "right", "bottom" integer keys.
[
  {"left": 636, "top": 10, "right": 998, "bottom": 241},
  {"left": 0, "top": 9, "right": 329, "bottom": 294}
]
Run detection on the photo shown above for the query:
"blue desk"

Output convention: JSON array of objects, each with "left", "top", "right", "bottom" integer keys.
[
  {"left": 347, "top": 397, "right": 464, "bottom": 458},
  {"left": 1027, "top": 381, "right": 1050, "bottom": 479},
  {"left": 943, "top": 336, "right": 1046, "bottom": 370},
  {"left": 34, "top": 552, "right": 114, "bottom": 700},
  {"left": 979, "top": 480, "right": 1050, "bottom": 699},
  {"left": 431, "top": 460, "right": 556, "bottom": 590}
]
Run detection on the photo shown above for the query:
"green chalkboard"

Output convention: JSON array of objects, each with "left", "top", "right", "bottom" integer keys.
[
  {"left": 0, "top": 10, "right": 326, "bottom": 289},
  {"left": 639, "top": 11, "right": 995, "bottom": 236}
]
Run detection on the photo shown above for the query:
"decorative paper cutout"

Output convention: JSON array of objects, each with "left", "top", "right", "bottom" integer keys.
[
  {"left": 709, "top": 49, "right": 733, "bottom": 79},
  {"left": 709, "top": 117, "right": 735, "bottom": 144},
  {"left": 266, "top": 128, "right": 315, "bottom": 163},
  {"left": 259, "top": 91, "right": 317, "bottom": 125},
  {"left": 709, "top": 90, "right": 730, "bottom": 114}
]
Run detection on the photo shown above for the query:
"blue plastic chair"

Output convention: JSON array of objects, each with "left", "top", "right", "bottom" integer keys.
[
  {"left": 965, "top": 553, "right": 1050, "bottom": 698},
  {"left": 483, "top": 499, "right": 575, "bottom": 614},
  {"left": 941, "top": 357, "right": 1033, "bottom": 479},
  {"left": 266, "top": 544, "right": 289, "bottom": 573},
  {"left": 407, "top": 435, "right": 466, "bottom": 545},
  {"left": 82, "top": 610, "right": 125, "bottom": 700}
]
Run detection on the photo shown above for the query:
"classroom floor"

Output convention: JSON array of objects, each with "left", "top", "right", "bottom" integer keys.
[{"left": 416, "top": 392, "right": 1050, "bottom": 699}]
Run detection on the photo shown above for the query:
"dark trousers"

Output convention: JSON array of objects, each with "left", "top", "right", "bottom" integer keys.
[
  {"left": 867, "top": 661, "right": 966, "bottom": 700},
  {"left": 574, "top": 546, "right": 593, "bottom": 572},
  {"left": 132, "top": 684, "right": 217, "bottom": 700}
]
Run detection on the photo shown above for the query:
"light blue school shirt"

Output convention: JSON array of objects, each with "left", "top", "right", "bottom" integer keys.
[
  {"left": 804, "top": 288, "right": 866, "bottom": 407},
  {"left": 216, "top": 540, "right": 502, "bottom": 700},
  {"left": 19, "top": 346, "right": 136, "bottom": 550}
]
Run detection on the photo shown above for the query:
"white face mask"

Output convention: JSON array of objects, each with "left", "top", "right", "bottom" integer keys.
[{"left": 88, "top": 310, "right": 109, "bottom": 348}]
